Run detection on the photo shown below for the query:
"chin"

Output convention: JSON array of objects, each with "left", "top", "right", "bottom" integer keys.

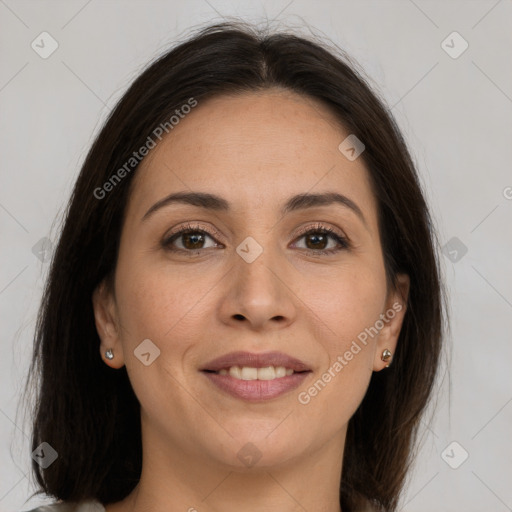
[{"left": 210, "top": 424, "right": 308, "bottom": 471}]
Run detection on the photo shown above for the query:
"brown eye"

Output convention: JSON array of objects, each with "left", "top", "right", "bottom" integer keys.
[
  {"left": 293, "top": 226, "right": 350, "bottom": 255},
  {"left": 304, "top": 232, "right": 329, "bottom": 250},
  {"left": 180, "top": 231, "right": 207, "bottom": 250},
  {"left": 163, "top": 228, "right": 219, "bottom": 252}
]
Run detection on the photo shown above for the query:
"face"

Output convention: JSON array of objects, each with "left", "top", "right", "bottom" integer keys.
[{"left": 93, "top": 89, "right": 409, "bottom": 472}]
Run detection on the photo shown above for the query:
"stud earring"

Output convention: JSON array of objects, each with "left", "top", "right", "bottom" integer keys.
[
  {"left": 381, "top": 349, "right": 392, "bottom": 368},
  {"left": 105, "top": 348, "right": 114, "bottom": 360}
]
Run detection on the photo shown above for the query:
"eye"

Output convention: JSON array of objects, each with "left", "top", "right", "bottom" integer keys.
[
  {"left": 292, "top": 224, "right": 350, "bottom": 255},
  {"left": 162, "top": 222, "right": 350, "bottom": 256},
  {"left": 162, "top": 223, "right": 222, "bottom": 253}
]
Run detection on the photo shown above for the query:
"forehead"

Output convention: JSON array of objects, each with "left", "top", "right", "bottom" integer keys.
[{"left": 126, "top": 89, "right": 377, "bottom": 223}]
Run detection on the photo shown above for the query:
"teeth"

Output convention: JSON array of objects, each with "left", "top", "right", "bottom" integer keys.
[
  {"left": 257, "top": 366, "right": 276, "bottom": 380},
  {"left": 240, "top": 367, "right": 258, "bottom": 380},
  {"left": 229, "top": 366, "right": 241, "bottom": 379},
  {"left": 217, "top": 366, "right": 295, "bottom": 380}
]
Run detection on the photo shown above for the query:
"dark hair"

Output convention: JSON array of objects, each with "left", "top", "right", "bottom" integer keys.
[{"left": 22, "top": 20, "right": 447, "bottom": 512}]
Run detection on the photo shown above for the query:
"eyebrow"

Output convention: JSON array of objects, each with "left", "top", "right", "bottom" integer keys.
[{"left": 141, "top": 191, "right": 367, "bottom": 227}]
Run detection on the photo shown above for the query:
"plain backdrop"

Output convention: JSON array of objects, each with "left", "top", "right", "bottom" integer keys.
[{"left": 1, "top": 1, "right": 511, "bottom": 511}]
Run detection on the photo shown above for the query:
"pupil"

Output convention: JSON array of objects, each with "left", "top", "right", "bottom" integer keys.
[
  {"left": 183, "top": 232, "right": 204, "bottom": 249},
  {"left": 306, "top": 233, "right": 327, "bottom": 250}
]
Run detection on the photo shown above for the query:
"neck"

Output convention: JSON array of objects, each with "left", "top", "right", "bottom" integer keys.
[{"left": 106, "top": 421, "right": 346, "bottom": 512}]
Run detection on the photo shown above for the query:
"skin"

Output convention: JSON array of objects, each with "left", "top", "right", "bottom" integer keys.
[{"left": 93, "top": 89, "right": 409, "bottom": 512}]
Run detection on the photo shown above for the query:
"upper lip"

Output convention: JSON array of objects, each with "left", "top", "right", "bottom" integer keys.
[{"left": 201, "top": 351, "right": 311, "bottom": 372}]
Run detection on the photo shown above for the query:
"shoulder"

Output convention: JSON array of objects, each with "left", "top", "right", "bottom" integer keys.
[{"left": 21, "top": 500, "right": 105, "bottom": 512}]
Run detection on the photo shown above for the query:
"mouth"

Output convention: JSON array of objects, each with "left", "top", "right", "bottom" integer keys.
[
  {"left": 205, "top": 365, "right": 297, "bottom": 380},
  {"left": 200, "top": 351, "right": 312, "bottom": 402}
]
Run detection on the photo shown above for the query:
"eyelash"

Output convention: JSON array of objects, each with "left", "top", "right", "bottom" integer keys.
[{"left": 162, "top": 222, "right": 350, "bottom": 256}]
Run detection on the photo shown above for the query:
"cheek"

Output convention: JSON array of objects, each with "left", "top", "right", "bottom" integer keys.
[
  {"left": 296, "top": 262, "right": 386, "bottom": 412},
  {"left": 112, "top": 261, "right": 213, "bottom": 413},
  {"left": 304, "top": 261, "right": 387, "bottom": 350},
  {"left": 113, "top": 255, "right": 223, "bottom": 380},
  {"left": 115, "top": 250, "right": 210, "bottom": 337}
]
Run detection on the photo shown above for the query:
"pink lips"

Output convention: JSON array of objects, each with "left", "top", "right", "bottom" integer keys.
[
  {"left": 201, "top": 351, "right": 311, "bottom": 402},
  {"left": 201, "top": 351, "right": 311, "bottom": 372}
]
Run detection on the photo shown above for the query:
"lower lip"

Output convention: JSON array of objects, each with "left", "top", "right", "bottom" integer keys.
[{"left": 202, "top": 371, "right": 311, "bottom": 402}]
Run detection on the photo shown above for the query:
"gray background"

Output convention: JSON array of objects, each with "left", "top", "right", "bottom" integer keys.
[{"left": 1, "top": 1, "right": 511, "bottom": 511}]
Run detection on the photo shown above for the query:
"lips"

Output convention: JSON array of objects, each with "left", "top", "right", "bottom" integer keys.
[
  {"left": 200, "top": 351, "right": 312, "bottom": 402},
  {"left": 201, "top": 351, "right": 311, "bottom": 373}
]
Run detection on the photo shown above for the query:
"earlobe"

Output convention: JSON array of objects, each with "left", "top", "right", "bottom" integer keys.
[
  {"left": 373, "top": 273, "right": 410, "bottom": 371},
  {"left": 92, "top": 279, "right": 125, "bottom": 369}
]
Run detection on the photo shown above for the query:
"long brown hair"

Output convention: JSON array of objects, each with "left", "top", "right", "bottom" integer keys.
[{"left": 22, "top": 20, "right": 447, "bottom": 511}]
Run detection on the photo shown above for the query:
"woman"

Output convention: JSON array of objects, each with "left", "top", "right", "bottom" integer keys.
[{"left": 22, "top": 20, "right": 446, "bottom": 512}]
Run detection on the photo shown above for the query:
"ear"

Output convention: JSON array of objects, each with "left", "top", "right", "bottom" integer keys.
[
  {"left": 373, "top": 273, "right": 410, "bottom": 371},
  {"left": 92, "top": 278, "right": 125, "bottom": 369}
]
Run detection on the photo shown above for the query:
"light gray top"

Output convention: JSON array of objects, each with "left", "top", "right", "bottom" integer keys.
[
  {"left": 22, "top": 497, "right": 377, "bottom": 511},
  {"left": 22, "top": 500, "right": 105, "bottom": 512}
]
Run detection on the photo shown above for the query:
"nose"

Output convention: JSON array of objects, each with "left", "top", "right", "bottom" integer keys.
[{"left": 218, "top": 244, "right": 298, "bottom": 332}]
